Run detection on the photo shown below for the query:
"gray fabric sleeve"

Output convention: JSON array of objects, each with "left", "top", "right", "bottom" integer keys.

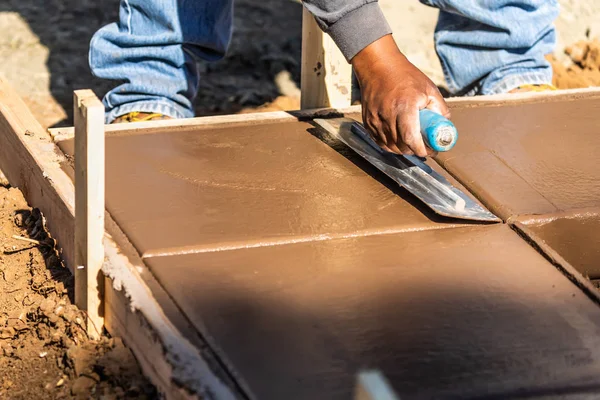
[{"left": 302, "top": 1, "right": 392, "bottom": 61}]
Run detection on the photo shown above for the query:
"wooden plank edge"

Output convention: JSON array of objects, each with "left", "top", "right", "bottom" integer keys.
[
  {"left": 103, "top": 232, "right": 240, "bottom": 400},
  {"left": 49, "top": 105, "right": 361, "bottom": 142},
  {"left": 300, "top": 7, "right": 352, "bottom": 109},
  {"left": 103, "top": 211, "right": 250, "bottom": 399},
  {"left": 0, "top": 77, "right": 76, "bottom": 270},
  {"left": 0, "top": 79, "right": 242, "bottom": 399},
  {"left": 74, "top": 89, "right": 106, "bottom": 340},
  {"left": 49, "top": 87, "right": 600, "bottom": 142}
]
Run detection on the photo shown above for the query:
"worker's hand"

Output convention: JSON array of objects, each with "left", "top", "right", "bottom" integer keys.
[{"left": 351, "top": 35, "right": 450, "bottom": 157}]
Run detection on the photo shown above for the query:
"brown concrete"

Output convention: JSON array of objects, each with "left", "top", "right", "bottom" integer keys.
[
  {"left": 432, "top": 98, "right": 600, "bottom": 220},
  {"left": 55, "top": 103, "right": 600, "bottom": 398},
  {"left": 515, "top": 209, "right": 600, "bottom": 279},
  {"left": 146, "top": 224, "right": 600, "bottom": 400},
  {"left": 57, "top": 121, "right": 471, "bottom": 257}
]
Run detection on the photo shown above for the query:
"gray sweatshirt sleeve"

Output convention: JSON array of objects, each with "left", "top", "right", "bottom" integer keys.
[{"left": 301, "top": 1, "right": 392, "bottom": 62}]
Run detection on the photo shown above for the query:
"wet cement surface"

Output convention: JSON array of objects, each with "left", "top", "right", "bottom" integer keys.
[
  {"left": 55, "top": 109, "right": 600, "bottom": 399},
  {"left": 146, "top": 224, "right": 600, "bottom": 400},
  {"left": 516, "top": 209, "right": 600, "bottom": 279},
  {"left": 433, "top": 97, "right": 600, "bottom": 220},
  {"left": 57, "top": 121, "right": 472, "bottom": 257}
]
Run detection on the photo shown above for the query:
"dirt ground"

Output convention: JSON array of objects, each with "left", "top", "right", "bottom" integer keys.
[
  {"left": 1, "top": 1, "right": 600, "bottom": 399},
  {"left": 549, "top": 39, "right": 600, "bottom": 88},
  {"left": 0, "top": 184, "right": 156, "bottom": 399}
]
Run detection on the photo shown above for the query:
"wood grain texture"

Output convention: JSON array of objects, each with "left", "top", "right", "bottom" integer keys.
[
  {"left": 49, "top": 105, "right": 361, "bottom": 142},
  {"left": 0, "top": 77, "right": 76, "bottom": 270},
  {"left": 300, "top": 7, "right": 352, "bottom": 109},
  {"left": 74, "top": 89, "right": 105, "bottom": 339},
  {"left": 102, "top": 230, "right": 240, "bottom": 400},
  {"left": 103, "top": 278, "right": 202, "bottom": 400}
]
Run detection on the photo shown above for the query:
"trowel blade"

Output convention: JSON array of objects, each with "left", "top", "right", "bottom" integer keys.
[{"left": 314, "top": 117, "right": 500, "bottom": 222}]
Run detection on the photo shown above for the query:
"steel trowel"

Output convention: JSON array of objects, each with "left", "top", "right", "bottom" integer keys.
[{"left": 314, "top": 110, "right": 500, "bottom": 222}]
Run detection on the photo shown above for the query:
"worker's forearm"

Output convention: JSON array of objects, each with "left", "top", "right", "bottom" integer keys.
[
  {"left": 301, "top": 0, "right": 392, "bottom": 61},
  {"left": 351, "top": 34, "right": 405, "bottom": 81}
]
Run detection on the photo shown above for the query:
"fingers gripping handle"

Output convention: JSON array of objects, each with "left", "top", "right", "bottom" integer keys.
[{"left": 419, "top": 109, "right": 458, "bottom": 152}]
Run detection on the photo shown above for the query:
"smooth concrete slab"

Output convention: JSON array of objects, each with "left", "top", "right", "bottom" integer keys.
[
  {"left": 433, "top": 97, "right": 600, "bottom": 220},
  {"left": 57, "top": 121, "right": 471, "bottom": 257},
  {"left": 515, "top": 208, "right": 600, "bottom": 279},
  {"left": 146, "top": 224, "right": 600, "bottom": 400}
]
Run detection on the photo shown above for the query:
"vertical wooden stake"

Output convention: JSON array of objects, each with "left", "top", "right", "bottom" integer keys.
[
  {"left": 355, "top": 370, "right": 400, "bottom": 400},
  {"left": 300, "top": 7, "right": 352, "bottom": 109},
  {"left": 74, "top": 90, "right": 105, "bottom": 339}
]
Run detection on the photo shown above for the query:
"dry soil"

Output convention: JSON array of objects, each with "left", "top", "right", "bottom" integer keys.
[{"left": 0, "top": 185, "right": 156, "bottom": 399}]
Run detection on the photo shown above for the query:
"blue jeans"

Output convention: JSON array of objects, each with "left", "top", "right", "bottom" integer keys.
[{"left": 90, "top": 0, "right": 558, "bottom": 122}]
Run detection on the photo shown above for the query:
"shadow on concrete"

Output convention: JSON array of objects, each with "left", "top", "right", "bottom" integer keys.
[{"left": 143, "top": 245, "right": 600, "bottom": 400}]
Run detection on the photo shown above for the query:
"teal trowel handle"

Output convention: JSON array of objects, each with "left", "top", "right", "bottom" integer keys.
[{"left": 419, "top": 109, "right": 458, "bottom": 152}]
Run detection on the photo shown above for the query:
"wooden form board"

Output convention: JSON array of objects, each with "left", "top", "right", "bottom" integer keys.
[
  {"left": 0, "top": 78, "right": 76, "bottom": 269},
  {"left": 300, "top": 7, "right": 352, "bottom": 109},
  {"left": 4, "top": 77, "right": 600, "bottom": 398},
  {"left": 73, "top": 90, "right": 105, "bottom": 339},
  {"left": 48, "top": 87, "right": 600, "bottom": 143}
]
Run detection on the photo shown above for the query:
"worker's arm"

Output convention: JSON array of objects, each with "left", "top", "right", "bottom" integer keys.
[{"left": 302, "top": 1, "right": 449, "bottom": 157}]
